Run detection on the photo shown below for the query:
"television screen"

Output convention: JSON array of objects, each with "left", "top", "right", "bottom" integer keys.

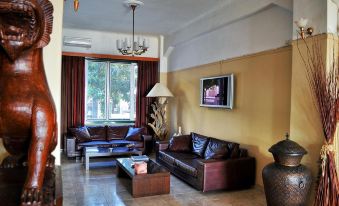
[{"left": 200, "top": 74, "right": 234, "bottom": 109}]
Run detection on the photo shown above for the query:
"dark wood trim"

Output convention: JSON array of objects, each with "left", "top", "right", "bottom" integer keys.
[{"left": 62, "top": 52, "right": 160, "bottom": 62}]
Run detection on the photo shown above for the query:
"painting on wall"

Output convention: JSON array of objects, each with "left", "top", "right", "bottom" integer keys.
[{"left": 200, "top": 74, "right": 234, "bottom": 109}]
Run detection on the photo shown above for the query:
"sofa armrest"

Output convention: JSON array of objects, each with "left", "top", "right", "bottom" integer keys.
[
  {"left": 142, "top": 134, "right": 152, "bottom": 142},
  {"left": 239, "top": 148, "right": 248, "bottom": 157},
  {"left": 63, "top": 134, "right": 68, "bottom": 155},
  {"left": 199, "top": 157, "right": 256, "bottom": 192},
  {"left": 155, "top": 141, "right": 169, "bottom": 152},
  {"left": 64, "top": 134, "right": 79, "bottom": 158},
  {"left": 141, "top": 134, "right": 153, "bottom": 154}
]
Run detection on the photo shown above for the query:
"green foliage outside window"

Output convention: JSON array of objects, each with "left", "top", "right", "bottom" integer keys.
[
  {"left": 87, "top": 61, "right": 106, "bottom": 119},
  {"left": 110, "top": 63, "right": 131, "bottom": 114},
  {"left": 86, "top": 60, "right": 137, "bottom": 121}
]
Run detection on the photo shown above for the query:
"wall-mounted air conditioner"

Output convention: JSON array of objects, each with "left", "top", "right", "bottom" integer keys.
[{"left": 63, "top": 36, "right": 92, "bottom": 48}]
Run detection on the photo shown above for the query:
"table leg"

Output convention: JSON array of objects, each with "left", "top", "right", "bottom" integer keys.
[
  {"left": 117, "top": 164, "right": 129, "bottom": 178},
  {"left": 85, "top": 154, "right": 89, "bottom": 171}
]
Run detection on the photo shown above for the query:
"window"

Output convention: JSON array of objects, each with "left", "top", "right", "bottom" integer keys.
[{"left": 85, "top": 59, "right": 138, "bottom": 123}]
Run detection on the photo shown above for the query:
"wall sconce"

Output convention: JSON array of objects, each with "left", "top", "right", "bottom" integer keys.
[
  {"left": 65, "top": 0, "right": 80, "bottom": 12},
  {"left": 295, "top": 18, "right": 313, "bottom": 39},
  {"left": 74, "top": 0, "right": 79, "bottom": 12}
]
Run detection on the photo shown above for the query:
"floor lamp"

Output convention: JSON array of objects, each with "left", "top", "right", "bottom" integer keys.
[{"left": 146, "top": 83, "right": 174, "bottom": 140}]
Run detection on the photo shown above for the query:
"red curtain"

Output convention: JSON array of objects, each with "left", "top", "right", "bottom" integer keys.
[
  {"left": 135, "top": 61, "right": 159, "bottom": 130},
  {"left": 61, "top": 55, "right": 85, "bottom": 148}
]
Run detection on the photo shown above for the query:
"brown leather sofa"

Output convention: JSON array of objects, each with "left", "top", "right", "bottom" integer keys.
[
  {"left": 156, "top": 132, "right": 255, "bottom": 192},
  {"left": 64, "top": 125, "right": 152, "bottom": 158}
]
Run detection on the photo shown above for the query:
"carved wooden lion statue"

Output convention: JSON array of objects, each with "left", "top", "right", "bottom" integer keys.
[{"left": 0, "top": 0, "right": 57, "bottom": 205}]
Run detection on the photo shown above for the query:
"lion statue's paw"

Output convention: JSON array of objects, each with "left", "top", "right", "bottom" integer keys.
[
  {"left": 21, "top": 187, "right": 42, "bottom": 206},
  {"left": 0, "top": 156, "right": 23, "bottom": 168}
]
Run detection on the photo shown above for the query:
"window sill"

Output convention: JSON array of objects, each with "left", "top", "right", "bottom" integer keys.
[{"left": 85, "top": 120, "right": 135, "bottom": 126}]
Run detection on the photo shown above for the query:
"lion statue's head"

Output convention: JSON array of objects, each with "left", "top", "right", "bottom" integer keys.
[{"left": 0, "top": 0, "right": 53, "bottom": 60}]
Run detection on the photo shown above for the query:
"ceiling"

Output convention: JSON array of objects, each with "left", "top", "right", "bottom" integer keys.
[{"left": 63, "top": 0, "right": 235, "bottom": 35}]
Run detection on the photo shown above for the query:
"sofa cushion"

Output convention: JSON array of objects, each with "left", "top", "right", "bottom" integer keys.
[
  {"left": 69, "top": 127, "right": 92, "bottom": 143},
  {"left": 204, "top": 138, "right": 229, "bottom": 160},
  {"left": 158, "top": 151, "right": 199, "bottom": 166},
  {"left": 109, "top": 139, "right": 144, "bottom": 148},
  {"left": 87, "top": 126, "right": 107, "bottom": 141},
  {"left": 191, "top": 133, "right": 210, "bottom": 157},
  {"left": 125, "top": 127, "right": 144, "bottom": 141},
  {"left": 174, "top": 158, "right": 199, "bottom": 177},
  {"left": 158, "top": 151, "right": 176, "bottom": 165},
  {"left": 107, "top": 125, "right": 129, "bottom": 141},
  {"left": 168, "top": 135, "right": 191, "bottom": 152}
]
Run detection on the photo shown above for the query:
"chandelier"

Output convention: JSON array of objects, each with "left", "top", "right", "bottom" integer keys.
[{"left": 116, "top": 0, "right": 149, "bottom": 56}]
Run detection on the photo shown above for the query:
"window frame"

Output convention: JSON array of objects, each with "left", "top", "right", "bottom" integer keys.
[{"left": 84, "top": 58, "right": 138, "bottom": 124}]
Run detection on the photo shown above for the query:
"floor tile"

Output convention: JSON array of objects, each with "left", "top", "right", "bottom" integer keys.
[{"left": 61, "top": 155, "right": 266, "bottom": 206}]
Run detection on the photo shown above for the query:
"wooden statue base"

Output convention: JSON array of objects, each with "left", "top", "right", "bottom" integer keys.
[{"left": 0, "top": 166, "right": 62, "bottom": 206}]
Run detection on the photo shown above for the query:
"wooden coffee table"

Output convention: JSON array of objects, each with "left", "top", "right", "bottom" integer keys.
[{"left": 116, "top": 157, "right": 170, "bottom": 197}]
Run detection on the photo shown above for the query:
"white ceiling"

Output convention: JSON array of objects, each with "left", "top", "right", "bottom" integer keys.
[{"left": 63, "top": 0, "right": 235, "bottom": 35}]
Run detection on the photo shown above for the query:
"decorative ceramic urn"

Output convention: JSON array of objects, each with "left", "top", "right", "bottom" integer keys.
[{"left": 262, "top": 133, "right": 312, "bottom": 206}]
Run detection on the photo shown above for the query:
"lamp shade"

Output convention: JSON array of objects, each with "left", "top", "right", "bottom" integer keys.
[
  {"left": 294, "top": 18, "right": 308, "bottom": 28},
  {"left": 146, "top": 83, "right": 174, "bottom": 97}
]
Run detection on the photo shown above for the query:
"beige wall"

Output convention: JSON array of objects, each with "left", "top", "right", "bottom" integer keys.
[
  {"left": 44, "top": 0, "right": 64, "bottom": 165},
  {"left": 167, "top": 47, "right": 292, "bottom": 186},
  {"left": 0, "top": 1, "right": 64, "bottom": 165},
  {"left": 290, "top": 34, "right": 328, "bottom": 179},
  {"left": 160, "top": 72, "right": 168, "bottom": 85},
  {"left": 166, "top": 34, "right": 337, "bottom": 203},
  {"left": 45, "top": 0, "right": 63, "bottom": 165},
  {"left": 290, "top": 34, "right": 338, "bottom": 204}
]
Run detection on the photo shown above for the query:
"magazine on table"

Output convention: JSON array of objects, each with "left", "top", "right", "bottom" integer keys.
[
  {"left": 131, "top": 155, "right": 149, "bottom": 162},
  {"left": 86, "top": 147, "right": 99, "bottom": 152}
]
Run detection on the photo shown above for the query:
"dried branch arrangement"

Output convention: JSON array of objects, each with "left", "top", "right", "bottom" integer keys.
[
  {"left": 148, "top": 101, "right": 168, "bottom": 140},
  {"left": 297, "top": 38, "right": 339, "bottom": 206}
]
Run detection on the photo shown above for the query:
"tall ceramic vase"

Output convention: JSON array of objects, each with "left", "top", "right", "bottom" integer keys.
[{"left": 262, "top": 134, "right": 312, "bottom": 206}]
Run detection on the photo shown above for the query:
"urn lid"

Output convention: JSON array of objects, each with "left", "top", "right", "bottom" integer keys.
[{"left": 269, "top": 133, "right": 307, "bottom": 156}]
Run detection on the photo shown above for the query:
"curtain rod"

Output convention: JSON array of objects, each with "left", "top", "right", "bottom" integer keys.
[{"left": 62, "top": 52, "right": 160, "bottom": 62}]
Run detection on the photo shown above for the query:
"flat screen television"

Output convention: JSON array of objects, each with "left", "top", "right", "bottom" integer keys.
[{"left": 200, "top": 74, "right": 234, "bottom": 109}]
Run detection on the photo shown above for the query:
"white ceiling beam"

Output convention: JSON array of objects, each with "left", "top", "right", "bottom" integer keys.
[
  {"left": 273, "top": 0, "right": 293, "bottom": 12},
  {"left": 164, "top": 0, "right": 292, "bottom": 52}
]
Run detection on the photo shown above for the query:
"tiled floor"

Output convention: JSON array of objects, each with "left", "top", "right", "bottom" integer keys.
[{"left": 61, "top": 155, "right": 266, "bottom": 206}]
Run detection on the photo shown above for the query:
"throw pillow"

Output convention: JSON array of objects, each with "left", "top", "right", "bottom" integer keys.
[
  {"left": 69, "top": 126, "right": 92, "bottom": 143},
  {"left": 191, "top": 132, "right": 210, "bottom": 157},
  {"left": 204, "top": 138, "right": 229, "bottom": 160},
  {"left": 125, "top": 127, "right": 144, "bottom": 141},
  {"left": 168, "top": 135, "right": 191, "bottom": 152}
]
